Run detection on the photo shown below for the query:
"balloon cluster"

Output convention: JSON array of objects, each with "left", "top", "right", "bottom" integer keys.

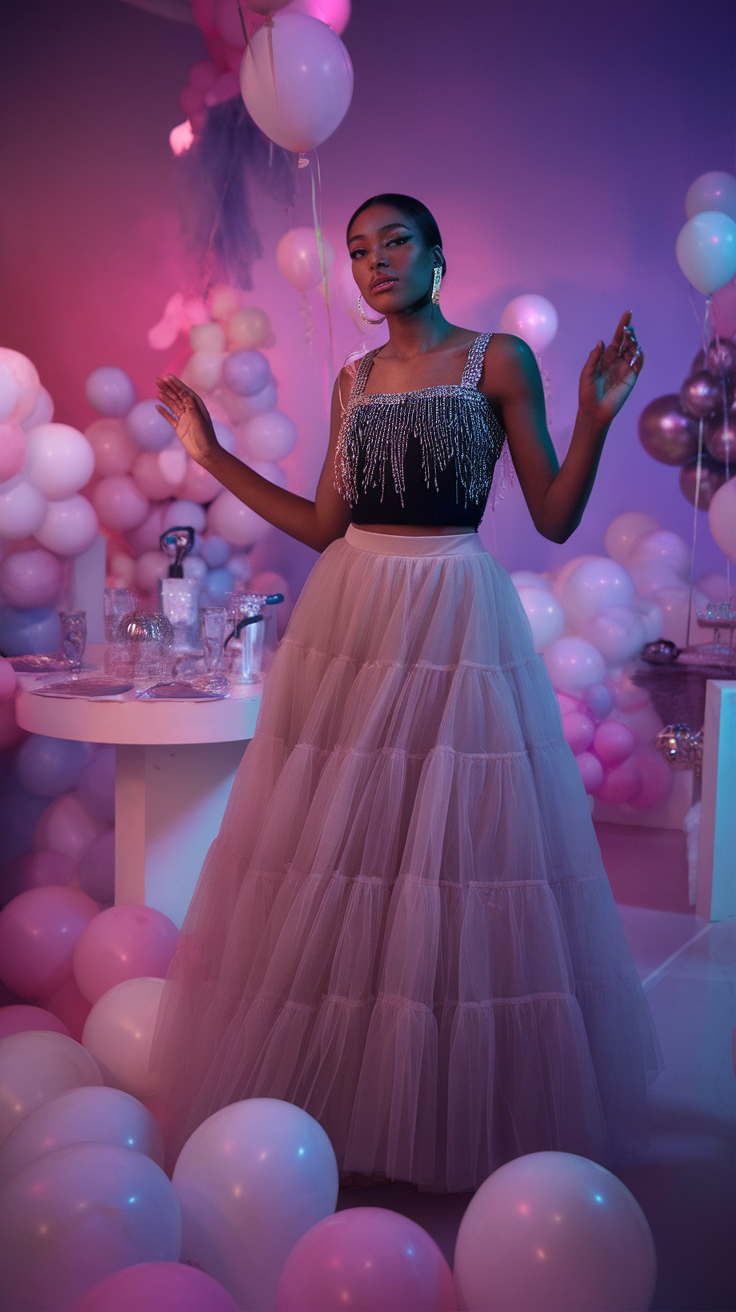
[
  {"left": 640, "top": 171, "right": 736, "bottom": 555},
  {"left": 513, "top": 511, "right": 726, "bottom": 809}
]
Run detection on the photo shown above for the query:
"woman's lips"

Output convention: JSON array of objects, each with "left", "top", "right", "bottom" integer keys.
[{"left": 370, "top": 278, "right": 397, "bottom": 293}]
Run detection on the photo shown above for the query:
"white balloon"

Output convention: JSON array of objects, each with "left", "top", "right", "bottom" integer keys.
[
  {"left": 560, "top": 557, "right": 636, "bottom": 631},
  {"left": 0, "top": 1031, "right": 102, "bottom": 1147},
  {"left": 0, "top": 361, "right": 20, "bottom": 423},
  {"left": 654, "top": 586, "right": 709, "bottom": 648},
  {"left": 0, "top": 348, "right": 41, "bottom": 424},
  {"left": 182, "top": 350, "right": 225, "bottom": 393},
  {"left": 500, "top": 294, "right": 558, "bottom": 352},
  {"left": 239, "top": 411, "right": 298, "bottom": 462},
  {"left": 189, "top": 322, "right": 226, "bottom": 353},
  {"left": 629, "top": 563, "right": 683, "bottom": 598},
  {"left": 173, "top": 1098, "right": 338, "bottom": 1312},
  {"left": 0, "top": 477, "right": 47, "bottom": 539},
  {"left": 35, "top": 494, "right": 99, "bottom": 556},
  {"left": 510, "top": 570, "right": 550, "bottom": 590},
  {"left": 0, "top": 1084, "right": 164, "bottom": 1187},
  {"left": 686, "top": 170, "right": 736, "bottom": 221},
  {"left": 543, "top": 637, "right": 606, "bottom": 696},
  {"left": 82, "top": 977, "right": 167, "bottom": 1100},
  {"left": 628, "top": 528, "right": 689, "bottom": 579},
  {"left": 516, "top": 585, "right": 564, "bottom": 652},
  {"left": 583, "top": 606, "right": 646, "bottom": 666},
  {"left": 633, "top": 597, "right": 664, "bottom": 643},
  {"left": 603, "top": 511, "right": 659, "bottom": 565},
  {"left": 551, "top": 555, "right": 594, "bottom": 601},
  {"left": 208, "top": 489, "right": 272, "bottom": 546},
  {"left": 25, "top": 423, "right": 95, "bottom": 500},
  {"left": 708, "top": 476, "right": 736, "bottom": 564}
]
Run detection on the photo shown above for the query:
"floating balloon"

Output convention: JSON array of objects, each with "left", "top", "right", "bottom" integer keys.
[
  {"left": 453, "top": 1151, "right": 656, "bottom": 1312},
  {"left": 0, "top": 476, "right": 47, "bottom": 538},
  {"left": 0, "top": 422, "right": 26, "bottom": 482},
  {"left": 0, "top": 1030, "right": 102, "bottom": 1147},
  {"left": 633, "top": 596, "right": 664, "bottom": 643},
  {"left": 0, "top": 1143, "right": 181, "bottom": 1312},
  {"left": 228, "top": 306, "right": 272, "bottom": 349},
  {"left": 653, "top": 585, "right": 708, "bottom": 647},
  {"left": 685, "top": 170, "right": 736, "bottom": 222},
  {"left": 14, "top": 734, "right": 86, "bottom": 798},
  {"left": 75, "top": 828, "right": 115, "bottom": 905},
  {"left": 35, "top": 493, "right": 100, "bottom": 555},
  {"left": 82, "top": 976, "right": 167, "bottom": 1099},
  {"left": 679, "top": 370, "right": 721, "bottom": 420},
  {"left": 560, "top": 557, "right": 636, "bottom": 630},
  {"left": 0, "top": 654, "right": 16, "bottom": 701},
  {"left": 184, "top": 554, "right": 208, "bottom": 583},
  {"left": 676, "top": 210, "right": 736, "bottom": 294},
  {"left": 0, "top": 1084, "right": 164, "bottom": 1187},
  {"left": 240, "top": 13, "right": 354, "bottom": 154},
  {"left": 276, "top": 1207, "right": 457, "bottom": 1311},
  {"left": 85, "top": 367, "right": 137, "bottom": 418},
  {"left": 25, "top": 423, "right": 95, "bottom": 499},
  {"left": 0, "top": 885, "right": 99, "bottom": 1001},
  {"left": 84, "top": 418, "right": 138, "bottom": 477},
  {"left": 133, "top": 549, "right": 168, "bottom": 593},
  {"left": 34, "top": 792, "right": 105, "bottom": 863},
  {"left": 628, "top": 743, "right": 673, "bottom": 811},
  {"left": 708, "top": 475, "right": 736, "bottom": 564},
  {"left": 74, "top": 905, "right": 178, "bottom": 1004},
  {"left": 510, "top": 570, "right": 549, "bottom": 589},
  {"left": 75, "top": 1262, "right": 239, "bottom": 1312},
  {"left": 174, "top": 1098, "right": 338, "bottom": 1312},
  {"left": 544, "top": 637, "right": 606, "bottom": 697},
  {"left": 629, "top": 528, "right": 689, "bottom": 578},
  {"left": 124, "top": 502, "right": 165, "bottom": 556},
  {"left": 222, "top": 347, "right": 272, "bottom": 396},
  {"left": 276, "top": 227, "right": 336, "bottom": 293},
  {"left": 515, "top": 585, "right": 564, "bottom": 652},
  {"left": 0, "top": 1005, "right": 70, "bottom": 1043},
  {"left": 0, "top": 348, "right": 41, "bottom": 424},
  {"left": 206, "top": 566, "right": 235, "bottom": 600},
  {"left": 0, "top": 547, "right": 63, "bottom": 609},
  {"left": 500, "top": 294, "right": 558, "bottom": 352},
  {"left": 126, "top": 399, "right": 175, "bottom": 451},
  {"left": 0, "top": 360, "right": 20, "bottom": 423},
  {"left": 696, "top": 571, "right": 732, "bottom": 603},
  {"left": 250, "top": 458, "right": 288, "bottom": 488},
  {"left": 679, "top": 455, "right": 727, "bottom": 510},
  {"left": 239, "top": 410, "right": 298, "bottom": 461},
  {"left": 638, "top": 395, "right": 699, "bottom": 463},
  {"left": 224, "top": 381, "right": 278, "bottom": 422},
  {"left": 712, "top": 276, "right": 736, "bottom": 339},
  {"left": 208, "top": 488, "right": 271, "bottom": 545}
]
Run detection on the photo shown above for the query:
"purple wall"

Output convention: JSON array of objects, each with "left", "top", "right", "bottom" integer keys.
[{"left": 1, "top": 0, "right": 734, "bottom": 589}]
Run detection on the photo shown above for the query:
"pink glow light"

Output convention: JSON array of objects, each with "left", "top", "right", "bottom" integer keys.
[{"left": 169, "top": 120, "right": 194, "bottom": 156}]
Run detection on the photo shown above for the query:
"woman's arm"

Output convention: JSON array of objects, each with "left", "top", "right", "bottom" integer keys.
[
  {"left": 484, "top": 312, "right": 642, "bottom": 543},
  {"left": 155, "top": 372, "right": 352, "bottom": 553}
]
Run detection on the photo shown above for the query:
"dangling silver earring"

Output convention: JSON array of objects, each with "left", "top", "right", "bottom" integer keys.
[
  {"left": 358, "top": 294, "right": 386, "bottom": 325},
  {"left": 431, "top": 265, "right": 443, "bottom": 306}
]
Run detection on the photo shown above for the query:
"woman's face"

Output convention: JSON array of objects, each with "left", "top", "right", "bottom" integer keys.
[{"left": 347, "top": 204, "right": 439, "bottom": 316}]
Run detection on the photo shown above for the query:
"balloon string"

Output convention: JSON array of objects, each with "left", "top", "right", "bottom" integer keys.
[
  {"left": 686, "top": 416, "right": 704, "bottom": 648},
  {"left": 310, "top": 154, "right": 335, "bottom": 383},
  {"left": 265, "top": 15, "right": 278, "bottom": 113},
  {"left": 235, "top": 0, "right": 248, "bottom": 44}
]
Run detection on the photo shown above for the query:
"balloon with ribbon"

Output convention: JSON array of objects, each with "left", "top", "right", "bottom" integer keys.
[
  {"left": 676, "top": 211, "right": 736, "bottom": 295},
  {"left": 637, "top": 395, "right": 699, "bottom": 464},
  {"left": 276, "top": 228, "right": 335, "bottom": 293},
  {"left": 685, "top": 170, "right": 736, "bottom": 222}
]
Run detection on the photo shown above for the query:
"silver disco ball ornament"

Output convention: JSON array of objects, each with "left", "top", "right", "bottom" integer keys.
[
  {"left": 115, "top": 611, "right": 175, "bottom": 647},
  {"left": 655, "top": 723, "right": 703, "bottom": 773}
]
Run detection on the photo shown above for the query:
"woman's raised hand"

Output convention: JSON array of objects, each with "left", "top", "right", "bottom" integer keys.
[
  {"left": 155, "top": 374, "right": 221, "bottom": 468},
  {"left": 578, "top": 312, "right": 643, "bottom": 430}
]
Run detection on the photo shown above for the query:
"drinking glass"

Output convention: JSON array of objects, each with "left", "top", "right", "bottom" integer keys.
[
  {"left": 104, "top": 587, "right": 135, "bottom": 643},
  {"left": 202, "top": 607, "right": 227, "bottom": 674},
  {"left": 59, "top": 611, "right": 87, "bottom": 671}
]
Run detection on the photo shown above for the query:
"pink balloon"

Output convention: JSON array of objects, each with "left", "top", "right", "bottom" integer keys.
[
  {"left": 561, "top": 711, "right": 595, "bottom": 755},
  {"left": 124, "top": 501, "right": 165, "bottom": 556},
  {"left": 0, "top": 423, "right": 26, "bottom": 482},
  {"left": 74, "top": 1262, "right": 239, "bottom": 1312},
  {"left": 44, "top": 977, "right": 93, "bottom": 1043},
  {"left": 0, "top": 347, "right": 41, "bottom": 424},
  {"left": 0, "top": 656, "right": 17, "bottom": 702},
  {"left": 276, "top": 1208, "right": 457, "bottom": 1312},
  {"left": 179, "top": 456, "right": 223, "bottom": 503},
  {"left": 34, "top": 792, "right": 105, "bottom": 861},
  {"left": 92, "top": 475, "right": 150, "bottom": 532},
  {"left": 284, "top": 0, "right": 351, "bottom": 34},
  {"left": 594, "top": 759, "right": 642, "bottom": 805},
  {"left": 593, "top": 720, "right": 636, "bottom": 767},
  {"left": 208, "top": 487, "right": 271, "bottom": 545},
  {"left": 555, "top": 691, "right": 584, "bottom": 717},
  {"left": 0, "top": 886, "right": 99, "bottom": 1002},
  {"left": 500, "top": 294, "right": 558, "bottom": 352},
  {"left": 0, "top": 1004, "right": 70, "bottom": 1040},
  {"left": 628, "top": 745, "right": 674, "bottom": 812},
  {"left": 35, "top": 494, "right": 99, "bottom": 556},
  {"left": 84, "top": 419, "right": 138, "bottom": 477},
  {"left": 0, "top": 546, "right": 63, "bottom": 609},
  {"left": 276, "top": 228, "right": 336, "bottom": 294},
  {"left": 132, "top": 450, "right": 183, "bottom": 501},
  {"left": 5, "top": 849, "right": 75, "bottom": 897},
  {"left": 574, "top": 750, "right": 604, "bottom": 795},
  {"left": 73, "top": 905, "right": 179, "bottom": 1004}
]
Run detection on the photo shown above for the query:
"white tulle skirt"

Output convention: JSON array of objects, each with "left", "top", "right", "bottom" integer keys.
[{"left": 153, "top": 525, "right": 659, "bottom": 1190}]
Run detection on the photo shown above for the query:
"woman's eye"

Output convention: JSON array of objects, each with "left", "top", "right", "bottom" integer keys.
[
  {"left": 386, "top": 236, "right": 409, "bottom": 247},
  {"left": 349, "top": 248, "right": 366, "bottom": 260}
]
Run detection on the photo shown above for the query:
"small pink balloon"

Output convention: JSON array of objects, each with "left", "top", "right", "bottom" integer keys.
[
  {"left": 92, "top": 475, "right": 149, "bottom": 532},
  {"left": 276, "top": 1207, "right": 457, "bottom": 1312},
  {"left": 84, "top": 419, "right": 138, "bottom": 477},
  {"left": 73, "top": 905, "right": 179, "bottom": 1004},
  {"left": 0, "top": 547, "right": 63, "bottom": 609},
  {"left": 0, "top": 347, "right": 41, "bottom": 424},
  {"left": 555, "top": 691, "right": 584, "bottom": 717},
  {"left": 561, "top": 711, "right": 595, "bottom": 755},
  {"left": 628, "top": 744, "right": 674, "bottom": 811},
  {"left": 574, "top": 750, "right": 605, "bottom": 794},
  {"left": 594, "top": 759, "right": 642, "bottom": 805},
  {"left": 34, "top": 792, "right": 105, "bottom": 862},
  {"left": 0, "top": 886, "right": 99, "bottom": 1002},
  {"left": 132, "top": 451, "right": 183, "bottom": 501},
  {"left": 179, "top": 456, "right": 223, "bottom": 503},
  {"left": 0, "top": 1004, "right": 71, "bottom": 1040},
  {"left": 0, "top": 657, "right": 17, "bottom": 702},
  {"left": 0, "top": 423, "right": 26, "bottom": 482},
  {"left": 593, "top": 720, "right": 636, "bottom": 767},
  {"left": 74, "top": 1262, "right": 240, "bottom": 1312},
  {"left": 44, "top": 977, "right": 93, "bottom": 1043},
  {"left": 124, "top": 501, "right": 165, "bottom": 556}
]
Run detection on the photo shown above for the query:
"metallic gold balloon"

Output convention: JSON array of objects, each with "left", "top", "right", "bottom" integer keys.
[{"left": 638, "top": 395, "right": 698, "bottom": 465}]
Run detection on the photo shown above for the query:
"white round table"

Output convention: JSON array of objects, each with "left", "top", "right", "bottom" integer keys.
[{"left": 15, "top": 645, "right": 262, "bottom": 927}]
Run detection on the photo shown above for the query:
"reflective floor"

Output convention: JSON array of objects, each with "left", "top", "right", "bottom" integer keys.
[{"left": 337, "top": 824, "right": 736, "bottom": 1311}]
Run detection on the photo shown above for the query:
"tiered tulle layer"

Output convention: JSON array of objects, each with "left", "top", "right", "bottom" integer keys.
[{"left": 153, "top": 526, "right": 659, "bottom": 1190}]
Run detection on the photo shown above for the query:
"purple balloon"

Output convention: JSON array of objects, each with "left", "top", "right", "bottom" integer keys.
[
  {"left": 14, "top": 734, "right": 87, "bottom": 798},
  {"left": 0, "top": 548, "right": 63, "bottom": 610},
  {"left": 85, "top": 368, "right": 137, "bottom": 418},
  {"left": 126, "top": 400, "right": 174, "bottom": 452},
  {"left": 200, "top": 534, "right": 231, "bottom": 568},
  {"left": 205, "top": 567, "right": 235, "bottom": 601},
  {"left": 637, "top": 395, "right": 698, "bottom": 465},
  {"left": 75, "top": 1262, "right": 239, "bottom": 1312},
  {"left": 704, "top": 416, "right": 736, "bottom": 464},
  {"left": 679, "top": 370, "right": 721, "bottom": 419},
  {"left": 583, "top": 682, "right": 614, "bottom": 722},
  {"left": 0, "top": 781, "right": 48, "bottom": 884},
  {"left": 0, "top": 605, "right": 59, "bottom": 655},
  {"left": 679, "top": 454, "right": 728, "bottom": 509},
  {"left": 222, "top": 349, "right": 271, "bottom": 397},
  {"left": 691, "top": 338, "right": 736, "bottom": 379},
  {"left": 75, "top": 829, "right": 115, "bottom": 904},
  {"left": 76, "top": 748, "right": 115, "bottom": 821},
  {"left": 3, "top": 850, "right": 75, "bottom": 900}
]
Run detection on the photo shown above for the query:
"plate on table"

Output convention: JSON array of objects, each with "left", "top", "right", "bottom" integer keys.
[
  {"left": 34, "top": 677, "right": 134, "bottom": 698},
  {"left": 137, "top": 681, "right": 228, "bottom": 701},
  {"left": 10, "top": 655, "right": 75, "bottom": 673}
]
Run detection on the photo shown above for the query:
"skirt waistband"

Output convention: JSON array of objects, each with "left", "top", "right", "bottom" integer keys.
[{"left": 345, "top": 524, "right": 486, "bottom": 558}]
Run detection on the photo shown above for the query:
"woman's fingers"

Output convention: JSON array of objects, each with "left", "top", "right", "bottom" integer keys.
[{"left": 155, "top": 405, "right": 178, "bottom": 429}]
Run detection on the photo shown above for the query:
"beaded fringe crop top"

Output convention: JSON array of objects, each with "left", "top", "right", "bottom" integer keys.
[{"left": 335, "top": 331, "right": 508, "bottom": 529}]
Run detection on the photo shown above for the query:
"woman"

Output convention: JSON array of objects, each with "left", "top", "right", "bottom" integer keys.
[{"left": 153, "top": 194, "right": 659, "bottom": 1190}]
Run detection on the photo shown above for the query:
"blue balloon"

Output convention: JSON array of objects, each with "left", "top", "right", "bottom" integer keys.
[
  {"left": 0, "top": 606, "right": 59, "bottom": 656},
  {"left": 205, "top": 568, "right": 235, "bottom": 602},
  {"left": 200, "top": 534, "right": 230, "bottom": 568},
  {"left": 15, "top": 734, "right": 87, "bottom": 798},
  {"left": 584, "top": 682, "right": 614, "bottom": 722},
  {"left": 85, "top": 367, "right": 137, "bottom": 418},
  {"left": 222, "top": 349, "right": 271, "bottom": 398},
  {"left": 0, "top": 779, "right": 48, "bottom": 880},
  {"left": 126, "top": 399, "right": 173, "bottom": 452}
]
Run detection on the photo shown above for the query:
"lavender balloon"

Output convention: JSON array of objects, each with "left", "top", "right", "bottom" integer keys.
[
  {"left": 679, "top": 370, "right": 721, "bottom": 419},
  {"left": 126, "top": 399, "right": 174, "bottom": 451},
  {"left": 85, "top": 367, "right": 137, "bottom": 418},
  {"left": 222, "top": 349, "right": 271, "bottom": 397},
  {"left": 637, "top": 395, "right": 698, "bottom": 464}
]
